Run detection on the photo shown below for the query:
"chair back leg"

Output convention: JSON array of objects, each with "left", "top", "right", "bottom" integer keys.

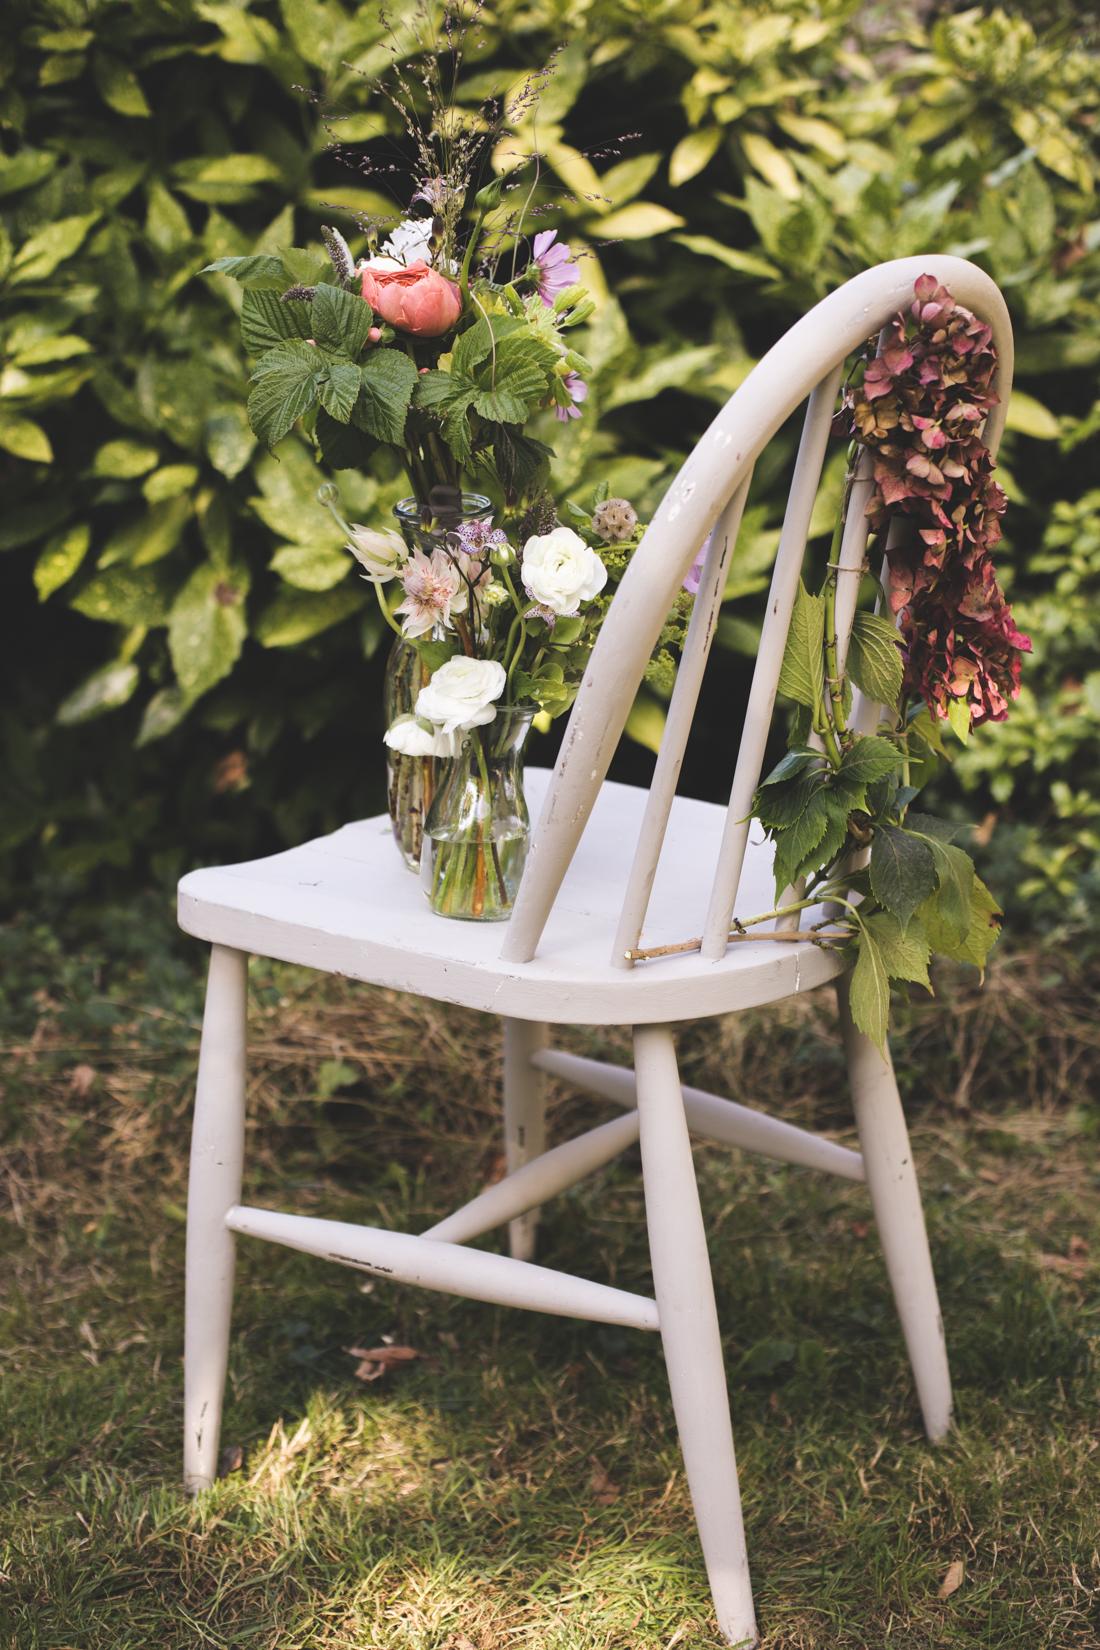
[
  {"left": 502, "top": 1019, "right": 548, "bottom": 1261},
  {"left": 634, "top": 1024, "right": 758, "bottom": 1648},
  {"left": 836, "top": 974, "right": 953, "bottom": 1441},
  {"left": 184, "top": 943, "right": 248, "bottom": 1491}
]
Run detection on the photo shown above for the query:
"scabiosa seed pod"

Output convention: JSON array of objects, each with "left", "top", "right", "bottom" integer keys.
[{"left": 591, "top": 498, "right": 638, "bottom": 543}]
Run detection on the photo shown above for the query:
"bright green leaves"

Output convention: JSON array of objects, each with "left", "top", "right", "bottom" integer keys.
[
  {"left": 319, "top": 357, "right": 361, "bottom": 423},
  {"left": 311, "top": 283, "right": 375, "bottom": 358},
  {"left": 168, "top": 562, "right": 251, "bottom": 703},
  {"left": 847, "top": 611, "right": 904, "bottom": 706},
  {"left": 356, "top": 350, "right": 418, "bottom": 445},
  {"left": 777, "top": 580, "right": 826, "bottom": 711},
  {"left": 241, "top": 290, "right": 314, "bottom": 357},
  {"left": 849, "top": 917, "right": 892, "bottom": 1053},
  {"left": 249, "top": 341, "right": 327, "bottom": 448}
]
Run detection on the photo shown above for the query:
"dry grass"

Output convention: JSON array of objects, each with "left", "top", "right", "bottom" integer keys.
[{"left": 2, "top": 908, "right": 1100, "bottom": 1647}]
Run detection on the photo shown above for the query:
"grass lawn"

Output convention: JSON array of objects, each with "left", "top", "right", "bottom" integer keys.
[{"left": 2, "top": 901, "right": 1100, "bottom": 1648}]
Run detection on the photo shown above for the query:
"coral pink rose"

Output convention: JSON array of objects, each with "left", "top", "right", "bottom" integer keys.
[{"left": 360, "top": 260, "right": 461, "bottom": 338}]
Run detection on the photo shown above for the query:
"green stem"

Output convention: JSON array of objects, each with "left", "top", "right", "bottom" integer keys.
[
  {"left": 375, "top": 579, "right": 404, "bottom": 639},
  {"left": 472, "top": 728, "right": 508, "bottom": 904},
  {"left": 459, "top": 208, "right": 487, "bottom": 303},
  {"left": 824, "top": 568, "right": 848, "bottom": 738},
  {"left": 505, "top": 613, "right": 528, "bottom": 700}
]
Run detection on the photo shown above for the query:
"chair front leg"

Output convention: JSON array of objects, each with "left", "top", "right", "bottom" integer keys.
[
  {"left": 184, "top": 944, "right": 248, "bottom": 1492},
  {"left": 634, "top": 1024, "right": 757, "bottom": 1648},
  {"left": 836, "top": 973, "right": 953, "bottom": 1441},
  {"left": 502, "top": 1019, "right": 548, "bottom": 1261}
]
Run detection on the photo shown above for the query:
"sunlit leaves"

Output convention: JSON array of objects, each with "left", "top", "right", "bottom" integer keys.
[
  {"left": 776, "top": 580, "right": 825, "bottom": 710},
  {"left": 847, "top": 611, "right": 904, "bottom": 707}
]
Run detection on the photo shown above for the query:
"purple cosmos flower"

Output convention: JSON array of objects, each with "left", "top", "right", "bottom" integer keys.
[
  {"left": 556, "top": 371, "right": 588, "bottom": 422},
  {"left": 531, "top": 231, "right": 580, "bottom": 308},
  {"left": 683, "top": 531, "right": 712, "bottom": 595}
]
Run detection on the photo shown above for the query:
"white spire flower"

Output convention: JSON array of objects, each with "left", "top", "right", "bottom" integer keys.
[{"left": 346, "top": 526, "right": 408, "bottom": 582}]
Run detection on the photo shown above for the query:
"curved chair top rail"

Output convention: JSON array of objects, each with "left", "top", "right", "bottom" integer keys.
[{"left": 500, "top": 255, "right": 1014, "bottom": 967}]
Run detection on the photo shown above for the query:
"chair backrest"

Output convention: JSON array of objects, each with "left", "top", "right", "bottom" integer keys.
[{"left": 500, "top": 256, "right": 1014, "bottom": 968}]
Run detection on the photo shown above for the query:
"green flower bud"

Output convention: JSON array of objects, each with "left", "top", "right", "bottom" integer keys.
[
  {"left": 489, "top": 543, "right": 516, "bottom": 567},
  {"left": 316, "top": 483, "right": 340, "bottom": 506}
]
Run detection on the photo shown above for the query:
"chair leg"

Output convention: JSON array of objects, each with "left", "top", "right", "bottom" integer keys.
[
  {"left": 502, "top": 1019, "right": 548, "bottom": 1261},
  {"left": 184, "top": 944, "right": 248, "bottom": 1492},
  {"left": 836, "top": 974, "right": 952, "bottom": 1441},
  {"left": 634, "top": 1024, "right": 757, "bottom": 1648}
]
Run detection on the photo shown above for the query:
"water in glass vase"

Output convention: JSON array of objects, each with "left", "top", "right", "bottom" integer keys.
[{"left": 420, "top": 708, "right": 533, "bottom": 921}]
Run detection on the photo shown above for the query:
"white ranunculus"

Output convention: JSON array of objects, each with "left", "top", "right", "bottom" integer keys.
[
  {"left": 347, "top": 525, "right": 408, "bottom": 582},
  {"left": 521, "top": 526, "right": 607, "bottom": 616},
  {"left": 379, "top": 218, "right": 434, "bottom": 265},
  {"left": 383, "top": 714, "right": 454, "bottom": 757},
  {"left": 416, "top": 656, "right": 507, "bottom": 735}
]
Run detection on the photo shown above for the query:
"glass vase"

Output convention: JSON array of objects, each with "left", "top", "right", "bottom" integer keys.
[
  {"left": 383, "top": 492, "right": 494, "bottom": 870},
  {"left": 419, "top": 707, "right": 534, "bottom": 921}
]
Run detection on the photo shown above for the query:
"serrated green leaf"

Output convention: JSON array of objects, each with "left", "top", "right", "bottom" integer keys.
[
  {"left": 255, "top": 584, "right": 368, "bottom": 647},
  {"left": 847, "top": 610, "right": 904, "bottom": 706},
  {"left": 903, "top": 812, "right": 969, "bottom": 844},
  {"left": 56, "top": 661, "right": 141, "bottom": 726},
  {"left": 319, "top": 356, "right": 361, "bottom": 422},
  {"left": 355, "top": 349, "right": 418, "bottom": 444},
  {"left": 309, "top": 283, "right": 375, "bottom": 358},
  {"left": 772, "top": 786, "right": 829, "bottom": 892},
  {"left": 412, "top": 368, "right": 462, "bottom": 410},
  {"left": 947, "top": 696, "right": 971, "bottom": 744},
  {"left": 315, "top": 406, "right": 378, "bottom": 470},
  {"left": 839, "top": 735, "right": 901, "bottom": 786},
  {"left": 472, "top": 358, "right": 549, "bottom": 425},
  {"left": 917, "top": 874, "right": 1001, "bottom": 970},
  {"left": 168, "top": 561, "right": 250, "bottom": 700},
  {"left": 924, "top": 837, "right": 973, "bottom": 942},
  {"left": 248, "top": 341, "right": 325, "bottom": 447},
  {"left": 849, "top": 925, "right": 891, "bottom": 1053},
  {"left": 202, "top": 254, "right": 286, "bottom": 290},
  {"left": 776, "top": 580, "right": 825, "bottom": 711},
  {"left": 35, "top": 525, "right": 91, "bottom": 601},
  {"left": 71, "top": 564, "right": 179, "bottom": 628},
  {"left": 241, "top": 289, "right": 315, "bottom": 355},
  {"left": 869, "top": 822, "right": 935, "bottom": 932},
  {"left": 863, "top": 910, "right": 931, "bottom": 990},
  {"left": 451, "top": 315, "right": 523, "bottom": 378},
  {"left": 279, "top": 245, "right": 331, "bottom": 287},
  {"left": 755, "top": 768, "right": 825, "bottom": 829}
]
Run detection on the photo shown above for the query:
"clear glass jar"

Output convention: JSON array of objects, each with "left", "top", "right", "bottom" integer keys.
[
  {"left": 419, "top": 706, "right": 534, "bottom": 921},
  {"left": 383, "top": 492, "right": 494, "bottom": 870}
]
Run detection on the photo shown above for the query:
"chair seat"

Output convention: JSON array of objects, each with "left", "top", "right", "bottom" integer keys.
[{"left": 177, "top": 769, "right": 846, "bottom": 1025}]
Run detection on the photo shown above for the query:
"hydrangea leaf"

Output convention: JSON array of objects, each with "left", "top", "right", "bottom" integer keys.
[
  {"left": 847, "top": 610, "right": 904, "bottom": 706},
  {"left": 849, "top": 923, "right": 891, "bottom": 1053},
  {"left": 863, "top": 910, "right": 931, "bottom": 990},
  {"left": 917, "top": 873, "right": 1001, "bottom": 970},
  {"left": 776, "top": 579, "right": 825, "bottom": 711},
  {"left": 869, "top": 822, "right": 936, "bottom": 932}
]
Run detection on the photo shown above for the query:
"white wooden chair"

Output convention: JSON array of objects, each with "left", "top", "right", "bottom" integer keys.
[{"left": 178, "top": 255, "right": 1012, "bottom": 1647}]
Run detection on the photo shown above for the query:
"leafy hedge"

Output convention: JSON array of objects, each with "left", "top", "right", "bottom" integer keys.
[{"left": 2, "top": 0, "right": 1099, "bottom": 933}]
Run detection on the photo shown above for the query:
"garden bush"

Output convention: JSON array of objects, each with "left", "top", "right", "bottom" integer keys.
[{"left": 1, "top": 0, "right": 1098, "bottom": 935}]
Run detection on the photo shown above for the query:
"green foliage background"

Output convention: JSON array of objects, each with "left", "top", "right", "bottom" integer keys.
[{"left": 2, "top": 0, "right": 1099, "bottom": 934}]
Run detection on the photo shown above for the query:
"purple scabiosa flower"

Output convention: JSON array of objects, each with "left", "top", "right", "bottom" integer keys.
[
  {"left": 531, "top": 231, "right": 580, "bottom": 308},
  {"left": 683, "top": 531, "right": 712, "bottom": 595},
  {"left": 556, "top": 371, "right": 588, "bottom": 422}
]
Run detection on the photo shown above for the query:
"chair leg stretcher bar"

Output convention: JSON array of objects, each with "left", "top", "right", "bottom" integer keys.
[
  {"left": 530, "top": 1048, "right": 865, "bottom": 1182},
  {"left": 225, "top": 1205, "right": 660, "bottom": 1331}
]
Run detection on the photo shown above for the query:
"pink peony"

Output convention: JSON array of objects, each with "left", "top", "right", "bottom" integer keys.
[{"left": 360, "top": 260, "right": 461, "bottom": 338}]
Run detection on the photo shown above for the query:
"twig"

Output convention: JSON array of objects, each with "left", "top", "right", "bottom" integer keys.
[{"left": 624, "top": 930, "right": 850, "bottom": 962}]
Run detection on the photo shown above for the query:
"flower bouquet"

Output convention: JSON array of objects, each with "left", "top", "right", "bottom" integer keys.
[
  {"left": 724, "top": 275, "right": 1028, "bottom": 1050},
  {"left": 201, "top": 37, "right": 695, "bottom": 917}
]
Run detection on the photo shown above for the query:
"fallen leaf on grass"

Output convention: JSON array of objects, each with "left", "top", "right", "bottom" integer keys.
[
  {"left": 445, "top": 1636, "right": 477, "bottom": 1650},
  {"left": 1038, "top": 1238, "right": 1090, "bottom": 1281},
  {"left": 69, "top": 1064, "right": 96, "bottom": 1096},
  {"left": 850, "top": 1221, "right": 869, "bottom": 1240},
  {"left": 590, "top": 1458, "right": 619, "bottom": 1506},
  {"left": 218, "top": 1444, "right": 244, "bottom": 1477},
  {"left": 939, "top": 1559, "right": 964, "bottom": 1598},
  {"left": 345, "top": 1344, "right": 420, "bottom": 1381}
]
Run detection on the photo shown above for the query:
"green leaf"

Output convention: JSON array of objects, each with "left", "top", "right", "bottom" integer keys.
[
  {"left": 56, "top": 661, "right": 141, "bottom": 726},
  {"left": 205, "top": 405, "right": 256, "bottom": 479},
  {"left": 0, "top": 415, "right": 53, "bottom": 463},
  {"left": 849, "top": 924, "right": 891, "bottom": 1053},
  {"left": 737, "top": 1338, "right": 795, "bottom": 1377},
  {"left": 269, "top": 543, "right": 350, "bottom": 591},
  {"left": 255, "top": 584, "right": 368, "bottom": 647},
  {"left": 10, "top": 213, "right": 100, "bottom": 285},
  {"left": 0, "top": 149, "right": 56, "bottom": 199},
  {"left": 755, "top": 768, "right": 825, "bottom": 829},
  {"left": 202, "top": 253, "right": 287, "bottom": 290},
  {"left": 93, "top": 440, "right": 159, "bottom": 479},
  {"left": 862, "top": 910, "right": 931, "bottom": 990},
  {"left": 472, "top": 357, "right": 549, "bottom": 425},
  {"left": 414, "top": 636, "right": 462, "bottom": 674},
  {"left": 772, "top": 786, "right": 830, "bottom": 892},
  {"left": 279, "top": 246, "right": 331, "bottom": 287},
  {"left": 924, "top": 837, "right": 973, "bottom": 943},
  {"left": 98, "top": 497, "right": 191, "bottom": 569},
  {"left": 92, "top": 51, "right": 151, "bottom": 118},
  {"left": 869, "top": 823, "right": 935, "bottom": 932},
  {"left": 776, "top": 580, "right": 825, "bottom": 711},
  {"left": 355, "top": 349, "right": 418, "bottom": 444},
  {"left": 168, "top": 562, "right": 251, "bottom": 700},
  {"left": 248, "top": 341, "right": 325, "bottom": 448},
  {"left": 319, "top": 355, "right": 361, "bottom": 423},
  {"left": 917, "top": 874, "right": 1001, "bottom": 970},
  {"left": 136, "top": 686, "right": 190, "bottom": 747},
  {"left": 241, "top": 288, "right": 315, "bottom": 355},
  {"left": 35, "top": 525, "right": 91, "bottom": 601},
  {"left": 144, "top": 466, "right": 198, "bottom": 504},
  {"left": 903, "top": 813, "right": 969, "bottom": 844},
  {"left": 413, "top": 368, "right": 462, "bottom": 410},
  {"left": 838, "top": 735, "right": 901, "bottom": 786},
  {"left": 847, "top": 611, "right": 904, "bottom": 706},
  {"left": 451, "top": 315, "right": 522, "bottom": 378},
  {"left": 0, "top": 500, "right": 72, "bottom": 552},
  {"left": 310, "top": 283, "right": 375, "bottom": 358},
  {"left": 671, "top": 232, "right": 780, "bottom": 281},
  {"left": 71, "top": 564, "right": 179, "bottom": 628},
  {"left": 315, "top": 406, "right": 378, "bottom": 470},
  {"left": 947, "top": 696, "right": 971, "bottom": 744}
]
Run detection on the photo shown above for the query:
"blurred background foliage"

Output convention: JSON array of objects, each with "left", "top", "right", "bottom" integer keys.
[{"left": 1, "top": 0, "right": 1099, "bottom": 940}]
